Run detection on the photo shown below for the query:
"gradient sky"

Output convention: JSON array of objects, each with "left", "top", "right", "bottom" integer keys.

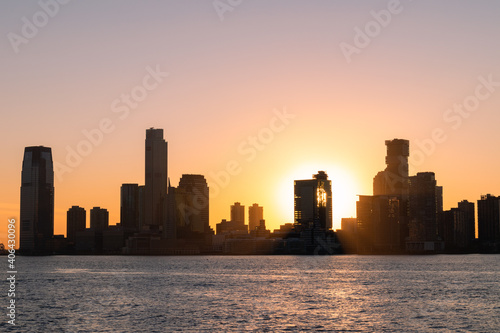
[{"left": 2, "top": 0, "right": 500, "bottom": 245}]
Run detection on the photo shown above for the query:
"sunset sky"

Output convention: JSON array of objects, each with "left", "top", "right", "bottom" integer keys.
[{"left": 2, "top": 0, "right": 500, "bottom": 244}]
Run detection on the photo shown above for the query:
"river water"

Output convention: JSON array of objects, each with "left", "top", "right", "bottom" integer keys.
[{"left": 1, "top": 255, "right": 499, "bottom": 332}]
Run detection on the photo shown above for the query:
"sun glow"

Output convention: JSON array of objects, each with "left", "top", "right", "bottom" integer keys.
[{"left": 276, "top": 163, "right": 360, "bottom": 230}]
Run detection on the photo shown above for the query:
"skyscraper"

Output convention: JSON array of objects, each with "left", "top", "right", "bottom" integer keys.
[
  {"left": 458, "top": 200, "right": 475, "bottom": 247},
  {"left": 372, "top": 139, "right": 410, "bottom": 250},
  {"left": 294, "top": 171, "right": 332, "bottom": 230},
  {"left": 477, "top": 194, "right": 500, "bottom": 244},
  {"left": 90, "top": 207, "right": 109, "bottom": 232},
  {"left": 121, "top": 183, "right": 140, "bottom": 231},
  {"left": 248, "top": 203, "right": 264, "bottom": 232},
  {"left": 67, "top": 206, "right": 86, "bottom": 244},
  {"left": 20, "top": 146, "right": 54, "bottom": 255},
  {"left": 373, "top": 139, "right": 409, "bottom": 197},
  {"left": 231, "top": 202, "right": 246, "bottom": 230},
  {"left": 407, "top": 172, "right": 443, "bottom": 252},
  {"left": 356, "top": 195, "right": 400, "bottom": 254},
  {"left": 175, "top": 174, "right": 209, "bottom": 235},
  {"left": 144, "top": 128, "right": 168, "bottom": 229}
]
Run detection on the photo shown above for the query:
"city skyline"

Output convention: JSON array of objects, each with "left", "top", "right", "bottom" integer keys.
[
  {"left": 2, "top": 1, "right": 500, "bottom": 245},
  {"left": 11, "top": 133, "right": 499, "bottom": 251}
]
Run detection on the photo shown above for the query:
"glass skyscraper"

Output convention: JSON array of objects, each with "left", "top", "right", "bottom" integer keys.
[{"left": 20, "top": 146, "right": 54, "bottom": 255}]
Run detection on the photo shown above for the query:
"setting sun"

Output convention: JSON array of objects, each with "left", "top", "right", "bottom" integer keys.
[{"left": 276, "top": 164, "right": 360, "bottom": 230}]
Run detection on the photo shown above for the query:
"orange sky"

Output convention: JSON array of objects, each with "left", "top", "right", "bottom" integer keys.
[{"left": 1, "top": 1, "right": 500, "bottom": 245}]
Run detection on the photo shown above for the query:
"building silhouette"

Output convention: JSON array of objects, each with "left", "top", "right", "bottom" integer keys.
[
  {"left": 373, "top": 139, "right": 410, "bottom": 249},
  {"left": 171, "top": 174, "right": 211, "bottom": 241},
  {"left": 67, "top": 206, "right": 86, "bottom": 244},
  {"left": 294, "top": 171, "right": 332, "bottom": 231},
  {"left": 356, "top": 195, "right": 400, "bottom": 254},
  {"left": 373, "top": 139, "right": 410, "bottom": 197},
  {"left": 441, "top": 208, "right": 467, "bottom": 252},
  {"left": 458, "top": 200, "right": 475, "bottom": 249},
  {"left": 144, "top": 128, "right": 168, "bottom": 229},
  {"left": 248, "top": 203, "right": 264, "bottom": 232},
  {"left": 407, "top": 172, "right": 443, "bottom": 252},
  {"left": 20, "top": 146, "right": 54, "bottom": 255},
  {"left": 120, "top": 184, "right": 141, "bottom": 232},
  {"left": 477, "top": 194, "right": 500, "bottom": 250},
  {"left": 90, "top": 207, "right": 109, "bottom": 232},
  {"left": 215, "top": 202, "right": 249, "bottom": 236},
  {"left": 231, "top": 202, "right": 245, "bottom": 226}
]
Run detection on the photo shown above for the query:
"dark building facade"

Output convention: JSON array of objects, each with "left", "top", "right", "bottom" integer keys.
[
  {"left": 407, "top": 172, "right": 443, "bottom": 252},
  {"left": 356, "top": 195, "right": 400, "bottom": 253},
  {"left": 249, "top": 203, "right": 264, "bottom": 232},
  {"left": 20, "top": 146, "right": 54, "bottom": 255},
  {"left": 458, "top": 200, "right": 475, "bottom": 248},
  {"left": 90, "top": 207, "right": 109, "bottom": 232},
  {"left": 477, "top": 194, "right": 500, "bottom": 244},
  {"left": 294, "top": 171, "right": 332, "bottom": 231},
  {"left": 144, "top": 128, "right": 168, "bottom": 229},
  {"left": 121, "top": 183, "right": 141, "bottom": 232},
  {"left": 373, "top": 139, "right": 410, "bottom": 249},
  {"left": 171, "top": 174, "right": 211, "bottom": 240},
  {"left": 67, "top": 206, "right": 86, "bottom": 244},
  {"left": 441, "top": 208, "right": 467, "bottom": 251}
]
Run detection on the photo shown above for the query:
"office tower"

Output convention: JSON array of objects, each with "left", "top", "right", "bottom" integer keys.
[
  {"left": 20, "top": 146, "right": 54, "bottom": 255},
  {"left": 441, "top": 208, "right": 466, "bottom": 251},
  {"left": 231, "top": 202, "right": 245, "bottom": 225},
  {"left": 144, "top": 128, "right": 168, "bottom": 229},
  {"left": 373, "top": 139, "right": 409, "bottom": 197},
  {"left": 121, "top": 184, "right": 140, "bottom": 231},
  {"left": 248, "top": 204, "right": 264, "bottom": 232},
  {"left": 90, "top": 207, "right": 109, "bottom": 232},
  {"left": 407, "top": 172, "right": 443, "bottom": 251},
  {"left": 356, "top": 195, "right": 400, "bottom": 253},
  {"left": 372, "top": 139, "right": 410, "bottom": 250},
  {"left": 477, "top": 194, "right": 500, "bottom": 243},
  {"left": 67, "top": 206, "right": 86, "bottom": 244},
  {"left": 458, "top": 200, "right": 475, "bottom": 246},
  {"left": 294, "top": 171, "right": 332, "bottom": 230},
  {"left": 176, "top": 174, "right": 209, "bottom": 235}
]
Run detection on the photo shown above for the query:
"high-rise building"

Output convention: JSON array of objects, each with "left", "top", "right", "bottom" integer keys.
[
  {"left": 90, "top": 207, "right": 109, "bottom": 232},
  {"left": 121, "top": 184, "right": 140, "bottom": 231},
  {"left": 441, "top": 208, "right": 467, "bottom": 251},
  {"left": 20, "top": 146, "right": 54, "bottom": 255},
  {"left": 144, "top": 128, "right": 168, "bottom": 229},
  {"left": 294, "top": 171, "right": 332, "bottom": 230},
  {"left": 248, "top": 203, "right": 263, "bottom": 232},
  {"left": 477, "top": 194, "right": 500, "bottom": 243},
  {"left": 458, "top": 200, "right": 475, "bottom": 245},
  {"left": 356, "top": 195, "right": 400, "bottom": 253},
  {"left": 175, "top": 174, "right": 209, "bottom": 235},
  {"left": 372, "top": 139, "right": 410, "bottom": 249},
  {"left": 407, "top": 172, "right": 443, "bottom": 252},
  {"left": 67, "top": 206, "right": 86, "bottom": 244},
  {"left": 373, "top": 139, "right": 409, "bottom": 197},
  {"left": 231, "top": 202, "right": 245, "bottom": 225}
]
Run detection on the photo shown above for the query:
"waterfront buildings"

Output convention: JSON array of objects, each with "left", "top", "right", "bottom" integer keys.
[
  {"left": 20, "top": 146, "right": 54, "bottom": 255},
  {"left": 144, "top": 128, "right": 168, "bottom": 229}
]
